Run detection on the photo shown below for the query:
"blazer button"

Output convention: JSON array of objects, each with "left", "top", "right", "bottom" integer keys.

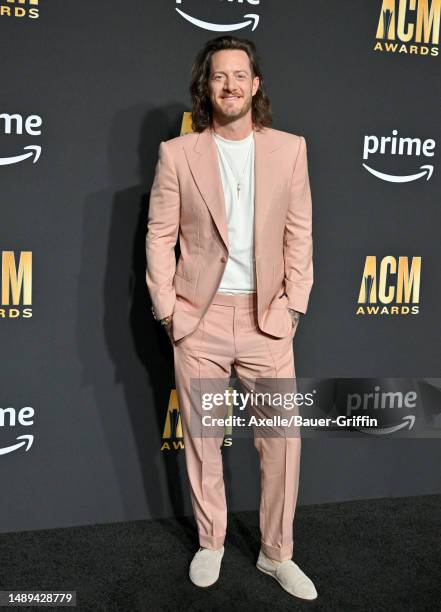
[{"left": 220, "top": 256, "right": 227, "bottom": 263}]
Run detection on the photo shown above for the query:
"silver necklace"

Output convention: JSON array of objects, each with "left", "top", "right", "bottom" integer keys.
[{"left": 215, "top": 135, "right": 254, "bottom": 199}]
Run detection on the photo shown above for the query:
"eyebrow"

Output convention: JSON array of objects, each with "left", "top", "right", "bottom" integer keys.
[{"left": 211, "top": 69, "right": 250, "bottom": 75}]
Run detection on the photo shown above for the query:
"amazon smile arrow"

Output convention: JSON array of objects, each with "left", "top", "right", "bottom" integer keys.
[
  {"left": 0, "top": 145, "right": 41, "bottom": 166},
  {"left": 358, "top": 414, "right": 415, "bottom": 435},
  {"left": 0, "top": 434, "right": 34, "bottom": 456},
  {"left": 176, "top": 9, "right": 260, "bottom": 32},
  {"left": 362, "top": 163, "right": 433, "bottom": 182}
]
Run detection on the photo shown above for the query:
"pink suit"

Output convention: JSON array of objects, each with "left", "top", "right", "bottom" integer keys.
[{"left": 146, "top": 126, "right": 313, "bottom": 561}]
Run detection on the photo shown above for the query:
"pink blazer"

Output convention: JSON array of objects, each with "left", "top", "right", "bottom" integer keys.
[{"left": 146, "top": 126, "right": 313, "bottom": 342}]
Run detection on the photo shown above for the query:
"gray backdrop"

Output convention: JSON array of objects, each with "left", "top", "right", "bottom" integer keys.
[{"left": 1, "top": 0, "right": 440, "bottom": 533}]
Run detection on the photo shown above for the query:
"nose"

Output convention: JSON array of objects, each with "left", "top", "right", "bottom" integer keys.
[{"left": 224, "top": 74, "right": 237, "bottom": 92}]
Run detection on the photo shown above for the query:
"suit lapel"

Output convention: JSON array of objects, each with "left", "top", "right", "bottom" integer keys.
[
  {"left": 253, "top": 127, "right": 281, "bottom": 253},
  {"left": 184, "top": 128, "right": 229, "bottom": 249},
  {"left": 183, "top": 126, "right": 279, "bottom": 253}
]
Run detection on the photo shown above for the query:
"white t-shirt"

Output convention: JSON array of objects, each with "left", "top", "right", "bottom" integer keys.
[{"left": 213, "top": 130, "right": 256, "bottom": 294}]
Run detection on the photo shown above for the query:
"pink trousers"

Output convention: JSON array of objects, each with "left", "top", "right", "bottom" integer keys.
[{"left": 172, "top": 292, "right": 301, "bottom": 562}]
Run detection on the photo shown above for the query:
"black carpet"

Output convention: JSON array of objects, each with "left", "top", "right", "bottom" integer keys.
[{"left": 1, "top": 494, "right": 440, "bottom": 611}]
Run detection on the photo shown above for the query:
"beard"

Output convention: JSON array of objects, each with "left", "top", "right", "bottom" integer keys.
[{"left": 212, "top": 93, "right": 253, "bottom": 123}]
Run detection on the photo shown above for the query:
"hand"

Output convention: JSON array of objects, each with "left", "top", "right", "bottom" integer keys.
[
  {"left": 160, "top": 315, "right": 173, "bottom": 340},
  {"left": 288, "top": 308, "right": 301, "bottom": 327}
]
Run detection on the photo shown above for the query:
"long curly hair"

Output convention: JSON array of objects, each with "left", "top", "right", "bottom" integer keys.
[{"left": 190, "top": 35, "right": 272, "bottom": 133}]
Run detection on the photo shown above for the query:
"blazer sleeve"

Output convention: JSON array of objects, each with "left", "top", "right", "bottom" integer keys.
[
  {"left": 145, "top": 140, "right": 180, "bottom": 320},
  {"left": 283, "top": 135, "right": 314, "bottom": 314}
]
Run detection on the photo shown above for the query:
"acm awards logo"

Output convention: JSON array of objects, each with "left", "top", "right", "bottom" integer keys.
[
  {"left": 0, "top": 406, "right": 34, "bottom": 456},
  {"left": 374, "top": 0, "right": 440, "bottom": 57},
  {"left": 357, "top": 256, "right": 421, "bottom": 315},
  {"left": 161, "top": 389, "right": 233, "bottom": 451},
  {"left": 362, "top": 130, "right": 435, "bottom": 183},
  {"left": 175, "top": 0, "right": 260, "bottom": 32},
  {"left": 0, "top": 0, "right": 39, "bottom": 19},
  {"left": 1, "top": 251, "right": 32, "bottom": 319},
  {"left": 161, "top": 390, "right": 184, "bottom": 451}
]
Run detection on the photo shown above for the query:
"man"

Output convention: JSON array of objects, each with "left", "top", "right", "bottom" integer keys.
[{"left": 146, "top": 36, "right": 316, "bottom": 600}]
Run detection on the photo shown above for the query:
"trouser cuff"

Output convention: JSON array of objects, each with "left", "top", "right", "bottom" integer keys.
[
  {"left": 261, "top": 540, "right": 293, "bottom": 562},
  {"left": 199, "top": 533, "right": 225, "bottom": 550}
]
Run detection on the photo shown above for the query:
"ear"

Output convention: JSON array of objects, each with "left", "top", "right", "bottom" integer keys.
[{"left": 252, "top": 75, "right": 260, "bottom": 97}]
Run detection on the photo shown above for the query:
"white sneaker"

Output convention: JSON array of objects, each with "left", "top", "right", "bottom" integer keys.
[
  {"left": 189, "top": 546, "right": 225, "bottom": 587},
  {"left": 256, "top": 549, "right": 318, "bottom": 600}
]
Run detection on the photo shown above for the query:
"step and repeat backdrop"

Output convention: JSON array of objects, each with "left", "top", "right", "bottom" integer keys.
[{"left": 1, "top": 0, "right": 440, "bottom": 533}]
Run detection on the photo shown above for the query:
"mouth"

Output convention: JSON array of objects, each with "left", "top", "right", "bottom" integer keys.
[{"left": 221, "top": 95, "right": 241, "bottom": 101}]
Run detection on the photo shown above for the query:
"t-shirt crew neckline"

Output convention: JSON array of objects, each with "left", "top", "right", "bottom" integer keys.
[{"left": 213, "top": 130, "right": 254, "bottom": 145}]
